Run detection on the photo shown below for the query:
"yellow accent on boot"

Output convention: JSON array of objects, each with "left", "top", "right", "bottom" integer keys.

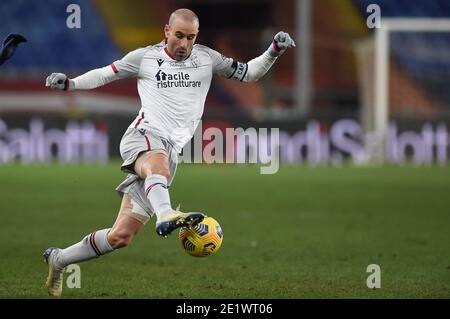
[{"left": 45, "top": 249, "right": 64, "bottom": 297}]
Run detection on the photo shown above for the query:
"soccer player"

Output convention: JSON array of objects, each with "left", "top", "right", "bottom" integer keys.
[{"left": 43, "top": 8, "right": 295, "bottom": 296}]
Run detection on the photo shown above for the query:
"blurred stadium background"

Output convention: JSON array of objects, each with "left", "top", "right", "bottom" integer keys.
[
  {"left": 2, "top": 0, "right": 450, "bottom": 165},
  {"left": 0, "top": 0, "right": 449, "bottom": 298}
]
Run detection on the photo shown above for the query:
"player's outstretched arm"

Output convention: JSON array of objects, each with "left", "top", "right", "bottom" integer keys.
[
  {"left": 45, "top": 46, "right": 149, "bottom": 91},
  {"left": 212, "top": 31, "right": 295, "bottom": 83},
  {"left": 244, "top": 31, "right": 295, "bottom": 82},
  {"left": 45, "top": 65, "right": 118, "bottom": 91}
]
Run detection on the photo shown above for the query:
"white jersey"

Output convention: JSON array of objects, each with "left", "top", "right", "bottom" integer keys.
[{"left": 111, "top": 42, "right": 248, "bottom": 153}]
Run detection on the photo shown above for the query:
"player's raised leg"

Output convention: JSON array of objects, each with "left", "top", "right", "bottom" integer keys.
[
  {"left": 135, "top": 151, "right": 205, "bottom": 237},
  {"left": 43, "top": 194, "right": 145, "bottom": 297}
]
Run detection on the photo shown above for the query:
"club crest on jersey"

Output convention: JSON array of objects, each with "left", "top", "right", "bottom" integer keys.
[
  {"left": 191, "top": 55, "right": 200, "bottom": 68},
  {"left": 157, "top": 58, "right": 164, "bottom": 67},
  {"left": 155, "top": 70, "right": 201, "bottom": 89}
]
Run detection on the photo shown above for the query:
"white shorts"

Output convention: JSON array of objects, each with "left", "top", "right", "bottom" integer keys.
[
  {"left": 116, "top": 127, "right": 179, "bottom": 219},
  {"left": 119, "top": 127, "right": 178, "bottom": 178}
]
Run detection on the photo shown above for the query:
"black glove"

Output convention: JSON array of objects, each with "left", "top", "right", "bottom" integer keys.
[{"left": 0, "top": 33, "right": 27, "bottom": 66}]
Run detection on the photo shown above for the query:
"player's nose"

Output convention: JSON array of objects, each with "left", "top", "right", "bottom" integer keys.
[{"left": 179, "top": 38, "right": 188, "bottom": 49}]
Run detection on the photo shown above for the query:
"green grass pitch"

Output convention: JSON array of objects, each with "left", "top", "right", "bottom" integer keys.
[{"left": 0, "top": 163, "right": 449, "bottom": 298}]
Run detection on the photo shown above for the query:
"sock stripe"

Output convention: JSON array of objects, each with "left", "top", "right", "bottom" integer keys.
[
  {"left": 145, "top": 182, "right": 167, "bottom": 196},
  {"left": 89, "top": 232, "right": 101, "bottom": 256}
]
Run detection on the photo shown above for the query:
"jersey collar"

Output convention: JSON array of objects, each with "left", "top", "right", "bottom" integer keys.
[{"left": 164, "top": 47, "right": 175, "bottom": 60}]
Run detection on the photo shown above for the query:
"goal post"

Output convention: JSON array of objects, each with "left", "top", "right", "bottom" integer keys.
[{"left": 356, "top": 18, "right": 450, "bottom": 163}]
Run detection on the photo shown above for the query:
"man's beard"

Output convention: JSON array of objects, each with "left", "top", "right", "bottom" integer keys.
[{"left": 175, "top": 48, "right": 188, "bottom": 60}]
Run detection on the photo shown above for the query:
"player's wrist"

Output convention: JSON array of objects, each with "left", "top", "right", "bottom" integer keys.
[
  {"left": 268, "top": 41, "right": 283, "bottom": 57},
  {"left": 64, "top": 79, "right": 75, "bottom": 91}
]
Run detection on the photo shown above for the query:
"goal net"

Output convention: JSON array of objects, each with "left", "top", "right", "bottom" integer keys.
[{"left": 355, "top": 18, "right": 450, "bottom": 164}]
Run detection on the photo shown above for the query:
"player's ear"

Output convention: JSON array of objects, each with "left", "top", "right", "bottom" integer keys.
[{"left": 164, "top": 24, "right": 170, "bottom": 38}]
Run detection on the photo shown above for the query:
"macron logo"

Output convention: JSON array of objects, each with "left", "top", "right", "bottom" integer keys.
[{"left": 155, "top": 70, "right": 167, "bottom": 81}]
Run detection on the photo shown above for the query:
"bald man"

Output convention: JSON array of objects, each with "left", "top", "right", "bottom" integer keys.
[{"left": 43, "top": 8, "right": 295, "bottom": 296}]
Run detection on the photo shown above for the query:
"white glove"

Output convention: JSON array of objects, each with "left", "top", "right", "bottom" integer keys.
[
  {"left": 45, "top": 73, "right": 74, "bottom": 91},
  {"left": 268, "top": 31, "right": 296, "bottom": 57}
]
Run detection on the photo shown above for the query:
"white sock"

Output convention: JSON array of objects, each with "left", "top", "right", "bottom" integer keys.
[
  {"left": 145, "top": 174, "right": 173, "bottom": 221},
  {"left": 56, "top": 228, "right": 114, "bottom": 268}
]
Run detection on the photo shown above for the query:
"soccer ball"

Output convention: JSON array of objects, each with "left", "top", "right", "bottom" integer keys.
[{"left": 178, "top": 217, "right": 223, "bottom": 257}]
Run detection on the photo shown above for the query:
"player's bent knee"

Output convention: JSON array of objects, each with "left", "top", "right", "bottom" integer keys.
[
  {"left": 140, "top": 164, "right": 170, "bottom": 179},
  {"left": 135, "top": 150, "right": 170, "bottom": 179},
  {"left": 108, "top": 230, "right": 134, "bottom": 249},
  {"left": 151, "top": 166, "right": 170, "bottom": 179}
]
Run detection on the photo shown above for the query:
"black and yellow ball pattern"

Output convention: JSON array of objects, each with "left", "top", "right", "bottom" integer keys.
[{"left": 179, "top": 217, "right": 223, "bottom": 257}]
